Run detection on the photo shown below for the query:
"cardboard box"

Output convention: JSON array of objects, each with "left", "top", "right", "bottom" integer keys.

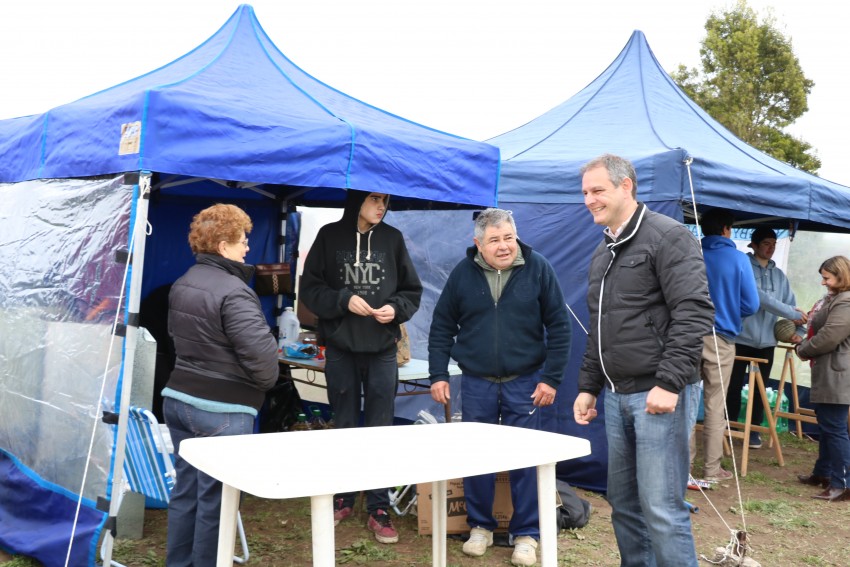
[{"left": 416, "top": 472, "right": 513, "bottom": 535}]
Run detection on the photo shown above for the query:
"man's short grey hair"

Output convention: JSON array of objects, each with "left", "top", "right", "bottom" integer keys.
[
  {"left": 474, "top": 208, "right": 517, "bottom": 241},
  {"left": 580, "top": 154, "right": 638, "bottom": 198}
]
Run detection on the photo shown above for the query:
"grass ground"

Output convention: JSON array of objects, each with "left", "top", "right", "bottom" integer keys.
[{"left": 2, "top": 431, "right": 850, "bottom": 566}]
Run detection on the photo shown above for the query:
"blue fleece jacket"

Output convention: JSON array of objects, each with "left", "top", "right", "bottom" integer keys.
[
  {"left": 428, "top": 240, "right": 571, "bottom": 389},
  {"left": 702, "top": 235, "right": 760, "bottom": 339}
]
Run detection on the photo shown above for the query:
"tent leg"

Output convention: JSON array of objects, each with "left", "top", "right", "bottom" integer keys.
[{"left": 101, "top": 172, "right": 152, "bottom": 567}]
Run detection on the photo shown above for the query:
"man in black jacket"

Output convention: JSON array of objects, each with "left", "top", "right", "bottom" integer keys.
[
  {"left": 301, "top": 190, "right": 422, "bottom": 544},
  {"left": 574, "top": 154, "right": 714, "bottom": 567},
  {"left": 428, "top": 208, "right": 571, "bottom": 567}
]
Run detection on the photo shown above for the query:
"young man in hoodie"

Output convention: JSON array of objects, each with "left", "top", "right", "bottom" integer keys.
[
  {"left": 300, "top": 190, "right": 422, "bottom": 544},
  {"left": 428, "top": 208, "right": 571, "bottom": 567},
  {"left": 726, "top": 227, "right": 806, "bottom": 449},
  {"left": 692, "top": 209, "right": 760, "bottom": 482}
]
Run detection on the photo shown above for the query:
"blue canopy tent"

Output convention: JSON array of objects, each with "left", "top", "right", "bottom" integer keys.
[
  {"left": 401, "top": 30, "right": 850, "bottom": 492},
  {"left": 0, "top": 5, "right": 498, "bottom": 565},
  {"left": 0, "top": 5, "right": 499, "bottom": 207}
]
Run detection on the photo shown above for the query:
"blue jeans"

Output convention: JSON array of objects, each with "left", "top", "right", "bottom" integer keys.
[
  {"left": 324, "top": 344, "right": 397, "bottom": 512},
  {"left": 461, "top": 371, "right": 542, "bottom": 539},
  {"left": 686, "top": 381, "right": 701, "bottom": 470},
  {"left": 605, "top": 388, "right": 698, "bottom": 567},
  {"left": 164, "top": 397, "right": 255, "bottom": 567},
  {"left": 812, "top": 403, "right": 850, "bottom": 489}
]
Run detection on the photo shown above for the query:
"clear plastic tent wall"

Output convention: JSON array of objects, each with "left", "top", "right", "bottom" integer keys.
[{"left": 0, "top": 175, "right": 131, "bottom": 562}]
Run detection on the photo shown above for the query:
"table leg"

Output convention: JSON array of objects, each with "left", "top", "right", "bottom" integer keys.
[
  {"left": 311, "top": 494, "right": 335, "bottom": 566},
  {"left": 217, "top": 484, "right": 240, "bottom": 567},
  {"left": 537, "top": 462, "right": 557, "bottom": 567},
  {"left": 431, "top": 479, "right": 447, "bottom": 567}
]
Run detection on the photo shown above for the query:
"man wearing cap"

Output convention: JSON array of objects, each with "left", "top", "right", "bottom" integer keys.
[{"left": 726, "top": 227, "right": 806, "bottom": 449}]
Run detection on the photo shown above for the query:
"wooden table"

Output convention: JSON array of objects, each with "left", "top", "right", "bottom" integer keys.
[{"left": 179, "top": 422, "right": 591, "bottom": 567}]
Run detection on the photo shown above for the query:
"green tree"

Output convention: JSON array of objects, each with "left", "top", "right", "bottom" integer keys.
[{"left": 672, "top": 0, "right": 820, "bottom": 173}]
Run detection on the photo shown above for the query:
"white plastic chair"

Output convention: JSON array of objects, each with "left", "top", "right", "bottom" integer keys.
[{"left": 104, "top": 406, "right": 250, "bottom": 565}]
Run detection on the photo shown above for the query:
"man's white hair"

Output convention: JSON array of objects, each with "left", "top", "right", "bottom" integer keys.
[{"left": 474, "top": 208, "right": 516, "bottom": 241}]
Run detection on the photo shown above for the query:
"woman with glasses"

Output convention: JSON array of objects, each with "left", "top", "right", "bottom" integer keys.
[{"left": 162, "top": 203, "right": 279, "bottom": 566}]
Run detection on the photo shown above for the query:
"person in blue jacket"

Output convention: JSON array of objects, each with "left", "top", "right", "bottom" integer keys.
[
  {"left": 428, "top": 208, "right": 571, "bottom": 567},
  {"left": 726, "top": 227, "right": 806, "bottom": 449},
  {"left": 693, "top": 209, "right": 760, "bottom": 482}
]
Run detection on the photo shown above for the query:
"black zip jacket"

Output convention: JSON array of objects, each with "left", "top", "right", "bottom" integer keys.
[{"left": 578, "top": 204, "right": 714, "bottom": 396}]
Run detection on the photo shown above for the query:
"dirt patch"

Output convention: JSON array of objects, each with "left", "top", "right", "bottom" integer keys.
[{"left": 2, "top": 432, "right": 850, "bottom": 566}]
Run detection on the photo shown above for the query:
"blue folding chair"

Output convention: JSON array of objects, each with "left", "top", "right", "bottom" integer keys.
[{"left": 104, "top": 406, "right": 249, "bottom": 565}]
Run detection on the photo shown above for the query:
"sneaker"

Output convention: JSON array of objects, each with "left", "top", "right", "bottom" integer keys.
[
  {"left": 749, "top": 432, "right": 763, "bottom": 449},
  {"left": 511, "top": 536, "right": 538, "bottom": 566},
  {"left": 333, "top": 498, "right": 352, "bottom": 527},
  {"left": 704, "top": 468, "right": 733, "bottom": 483},
  {"left": 367, "top": 509, "right": 398, "bottom": 544},
  {"left": 462, "top": 527, "right": 493, "bottom": 557}
]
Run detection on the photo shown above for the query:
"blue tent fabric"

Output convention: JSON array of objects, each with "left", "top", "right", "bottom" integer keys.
[
  {"left": 0, "top": 7, "right": 499, "bottom": 563},
  {"left": 402, "top": 32, "right": 850, "bottom": 493},
  {"left": 0, "top": 4, "right": 499, "bottom": 208},
  {"left": 482, "top": 32, "right": 850, "bottom": 491},
  {"left": 492, "top": 30, "right": 850, "bottom": 231},
  {"left": 0, "top": 448, "right": 106, "bottom": 567}
]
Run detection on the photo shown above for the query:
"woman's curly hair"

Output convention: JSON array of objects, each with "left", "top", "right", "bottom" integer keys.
[{"left": 188, "top": 204, "right": 253, "bottom": 255}]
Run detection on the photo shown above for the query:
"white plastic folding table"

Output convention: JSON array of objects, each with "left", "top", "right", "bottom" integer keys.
[{"left": 179, "top": 421, "right": 591, "bottom": 567}]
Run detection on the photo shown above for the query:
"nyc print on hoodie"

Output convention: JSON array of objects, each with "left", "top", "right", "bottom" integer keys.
[{"left": 300, "top": 190, "right": 422, "bottom": 354}]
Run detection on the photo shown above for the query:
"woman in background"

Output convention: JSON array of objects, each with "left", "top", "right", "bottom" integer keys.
[
  {"left": 795, "top": 255, "right": 850, "bottom": 503},
  {"left": 163, "top": 204, "right": 279, "bottom": 565}
]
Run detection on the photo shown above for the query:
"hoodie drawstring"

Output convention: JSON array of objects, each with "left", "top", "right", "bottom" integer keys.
[
  {"left": 354, "top": 230, "right": 374, "bottom": 267},
  {"left": 355, "top": 232, "right": 361, "bottom": 267}
]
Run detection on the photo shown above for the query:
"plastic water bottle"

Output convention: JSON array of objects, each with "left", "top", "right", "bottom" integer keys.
[
  {"left": 279, "top": 306, "right": 301, "bottom": 354},
  {"left": 310, "top": 408, "right": 328, "bottom": 430},
  {"left": 290, "top": 413, "right": 311, "bottom": 431}
]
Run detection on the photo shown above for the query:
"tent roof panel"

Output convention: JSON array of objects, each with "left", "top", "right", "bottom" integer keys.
[
  {"left": 491, "top": 30, "right": 850, "bottom": 230},
  {"left": 0, "top": 5, "right": 499, "bottom": 208}
]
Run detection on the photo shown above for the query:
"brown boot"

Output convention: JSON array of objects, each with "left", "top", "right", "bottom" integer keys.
[
  {"left": 797, "top": 474, "right": 830, "bottom": 488},
  {"left": 811, "top": 487, "right": 850, "bottom": 502}
]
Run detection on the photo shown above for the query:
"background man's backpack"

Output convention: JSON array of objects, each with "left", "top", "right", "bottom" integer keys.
[{"left": 556, "top": 479, "right": 592, "bottom": 530}]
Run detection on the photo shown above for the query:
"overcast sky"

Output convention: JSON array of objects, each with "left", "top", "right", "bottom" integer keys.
[{"left": 2, "top": 0, "right": 847, "bottom": 186}]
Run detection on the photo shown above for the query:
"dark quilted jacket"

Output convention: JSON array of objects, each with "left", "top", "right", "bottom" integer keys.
[
  {"left": 578, "top": 204, "right": 714, "bottom": 396},
  {"left": 166, "top": 254, "right": 278, "bottom": 409}
]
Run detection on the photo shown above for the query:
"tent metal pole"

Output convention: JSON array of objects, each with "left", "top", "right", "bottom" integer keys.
[
  {"left": 101, "top": 172, "right": 152, "bottom": 566},
  {"left": 276, "top": 198, "right": 288, "bottom": 333}
]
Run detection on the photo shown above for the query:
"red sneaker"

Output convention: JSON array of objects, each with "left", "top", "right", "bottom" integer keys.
[
  {"left": 333, "top": 498, "right": 352, "bottom": 526},
  {"left": 367, "top": 509, "right": 399, "bottom": 544}
]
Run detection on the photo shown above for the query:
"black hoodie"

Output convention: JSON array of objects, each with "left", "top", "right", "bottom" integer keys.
[{"left": 300, "top": 190, "right": 422, "bottom": 353}]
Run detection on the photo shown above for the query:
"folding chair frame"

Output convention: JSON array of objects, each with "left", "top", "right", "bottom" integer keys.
[{"left": 102, "top": 406, "right": 250, "bottom": 565}]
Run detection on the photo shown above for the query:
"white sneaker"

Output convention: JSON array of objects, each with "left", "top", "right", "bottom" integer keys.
[
  {"left": 462, "top": 527, "right": 493, "bottom": 557},
  {"left": 511, "top": 535, "right": 538, "bottom": 566}
]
